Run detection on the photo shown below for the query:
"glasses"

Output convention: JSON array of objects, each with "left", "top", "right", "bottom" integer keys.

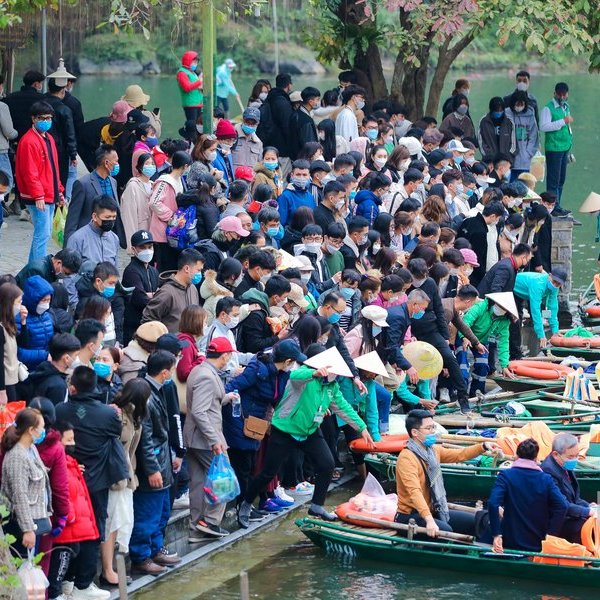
[
  {"left": 419, "top": 425, "right": 436, "bottom": 432},
  {"left": 303, "top": 236, "right": 323, "bottom": 243}
]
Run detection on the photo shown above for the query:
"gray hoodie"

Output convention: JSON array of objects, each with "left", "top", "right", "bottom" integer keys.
[
  {"left": 0, "top": 102, "right": 17, "bottom": 153},
  {"left": 506, "top": 106, "right": 539, "bottom": 171}
]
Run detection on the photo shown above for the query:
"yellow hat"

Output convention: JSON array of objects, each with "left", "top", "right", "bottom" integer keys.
[
  {"left": 354, "top": 351, "right": 388, "bottom": 377},
  {"left": 304, "top": 346, "right": 353, "bottom": 378},
  {"left": 579, "top": 192, "right": 600, "bottom": 213},
  {"left": 402, "top": 341, "right": 443, "bottom": 380}
]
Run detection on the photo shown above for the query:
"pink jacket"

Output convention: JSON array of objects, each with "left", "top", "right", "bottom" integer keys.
[{"left": 148, "top": 174, "right": 182, "bottom": 243}]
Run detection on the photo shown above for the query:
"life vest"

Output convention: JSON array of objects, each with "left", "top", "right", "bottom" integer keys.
[
  {"left": 349, "top": 433, "right": 409, "bottom": 454},
  {"left": 508, "top": 360, "right": 574, "bottom": 380},
  {"left": 593, "top": 274, "right": 600, "bottom": 302},
  {"left": 581, "top": 515, "right": 600, "bottom": 557},
  {"left": 533, "top": 535, "right": 592, "bottom": 567},
  {"left": 335, "top": 501, "right": 395, "bottom": 528}
]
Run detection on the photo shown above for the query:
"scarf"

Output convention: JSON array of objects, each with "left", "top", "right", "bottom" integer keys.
[
  {"left": 407, "top": 438, "right": 450, "bottom": 523},
  {"left": 511, "top": 458, "right": 542, "bottom": 471}
]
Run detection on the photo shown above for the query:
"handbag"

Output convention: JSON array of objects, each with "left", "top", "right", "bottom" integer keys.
[
  {"left": 33, "top": 517, "right": 52, "bottom": 536},
  {"left": 243, "top": 415, "right": 270, "bottom": 441},
  {"left": 18, "top": 361, "right": 29, "bottom": 382}
]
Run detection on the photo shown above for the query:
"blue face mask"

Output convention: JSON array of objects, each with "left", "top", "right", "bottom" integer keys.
[
  {"left": 35, "top": 119, "right": 52, "bottom": 133},
  {"left": 266, "top": 227, "right": 279, "bottom": 238},
  {"left": 142, "top": 165, "right": 157, "bottom": 178},
  {"left": 365, "top": 128, "right": 378, "bottom": 141},
  {"left": 34, "top": 429, "right": 46, "bottom": 445},
  {"left": 192, "top": 272, "right": 203, "bottom": 286},
  {"left": 349, "top": 191, "right": 357, "bottom": 201},
  {"left": 146, "top": 136, "right": 159, "bottom": 148},
  {"left": 423, "top": 433, "right": 437, "bottom": 447},
  {"left": 164, "top": 377, "right": 173, "bottom": 385},
  {"left": 466, "top": 189, "right": 474, "bottom": 198},
  {"left": 412, "top": 310, "right": 425, "bottom": 320},
  {"left": 264, "top": 161, "right": 279, "bottom": 171},
  {"left": 563, "top": 458, "right": 578, "bottom": 471},
  {"left": 241, "top": 124, "right": 257, "bottom": 136},
  {"left": 328, "top": 312, "right": 341, "bottom": 324},
  {"left": 291, "top": 177, "right": 308, "bottom": 190},
  {"left": 190, "top": 64, "right": 198, "bottom": 72},
  {"left": 454, "top": 155, "right": 464, "bottom": 165},
  {"left": 110, "top": 164, "right": 120, "bottom": 177},
  {"left": 102, "top": 285, "right": 116, "bottom": 299},
  {"left": 491, "top": 111, "right": 504, "bottom": 120},
  {"left": 372, "top": 325, "right": 382, "bottom": 337},
  {"left": 93, "top": 361, "right": 112, "bottom": 380},
  {"left": 340, "top": 287, "right": 354, "bottom": 300}
]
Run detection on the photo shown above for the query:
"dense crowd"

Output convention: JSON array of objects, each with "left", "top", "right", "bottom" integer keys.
[{"left": 0, "top": 54, "right": 576, "bottom": 599}]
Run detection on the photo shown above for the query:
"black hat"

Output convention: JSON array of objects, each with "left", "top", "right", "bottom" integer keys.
[
  {"left": 156, "top": 333, "right": 189, "bottom": 355},
  {"left": 131, "top": 230, "right": 154, "bottom": 247},
  {"left": 427, "top": 149, "right": 452, "bottom": 166},
  {"left": 272, "top": 340, "right": 307, "bottom": 363},
  {"left": 309, "top": 160, "right": 331, "bottom": 174}
]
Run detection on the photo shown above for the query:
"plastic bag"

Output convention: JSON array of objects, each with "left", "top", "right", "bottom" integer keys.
[
  {"left": 52, "top": 205, "right": 68, "bottom": 247},
  {"left": 18, "top": 548, "right": 49, "bottom": 600},
  {"left": 530, "top": 151, "right": 546, "bottom": 183},
  {"left": 0, "top": 400, "right": 25, "bottom": 440},
  {"left": 348, "top": 473, "right": 397, "bottom": 515},
  {"left": 203, "top": 453, "right": 240, "bottom": 505}
]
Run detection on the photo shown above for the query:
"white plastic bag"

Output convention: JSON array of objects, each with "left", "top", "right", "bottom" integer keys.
[
  {"left": 530, "top": 151, "right": 546, "bottom": 183},
  {"left": 348, "top": 473, "right": 398, "bottom": 515},
  {"left": 18, "top": 548, "right": 49, "bottom": 600}
]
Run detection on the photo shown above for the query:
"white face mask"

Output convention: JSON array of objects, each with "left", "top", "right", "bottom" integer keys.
[
  {"left": 36, "top": 302, "right": 51, "bottom": 315},
  {"left": 226, "top": 315, "right": 240, "bottom": 329},
  {"left": 259, "top": 92, "right": 268, "bottom": 101},
  {"left": 234, "top": 274, "right": 244, "bottom": 287},
  {"left": 492, "top": 305, "right": 506, "bottom": 316},
  {"left": 372, "top": 244, "right": 381, "bottom": 255},
  {"left": 136, "top": 249, "right": 154, "bottom": 263},
  {"left": 301, "top": 273, "right": 312, "bottom": 283},
  {"left": 464, "top": 266, "right": 474, "bottom": 277},
  {"left": 355, "top": 99, "right": 365, "bottom": 110},
  {"left": 260, "top": 274, "right": 271, "bottom": 284},
  {"left": 516, "top": 81, "right": 529, "bottom": 92},
  {"left": 276, "top": 298, "right": 288, "bottom": 308},
  {"left": 304, "top": 242, "right": 321, "bottom": 254},
  {"left": 374, "top": 157, "right": 387, "bottom": 169}
]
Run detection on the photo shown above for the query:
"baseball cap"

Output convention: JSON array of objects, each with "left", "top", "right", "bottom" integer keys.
[
  {"left": 360, "top": 305, "right": 389, "bottom": 327},
  {"left": 219, "top": 216, "right": 250, "bottom": 237},
  {"left": 427, "top": 149, "right": 453, "bottom": 165},
  {"left": 460, "top": 248, "right": 480, "bottom": 267},
  {"left": 447, "top": 139, "right": 469, "bottom": 153},
  {"left": 272, "top": 340, "right": 307, "bottom": 363},
  {"left": 287, "top": 282, "right": 309, "bottom": 308},
  {"left": 206, "top": 337, "right": 236, "bottom": 356},
  {"left": 156, "top": 333, "right": 189, "bottom": 355},
  {"left": 550, "top": 267, "right": 568, "bottom": 286},
  {"left": 289, "top": 91, "right": 302, "bottom": 103},
  {"left": 225, "top": 58, "right": 236, "bottom": 68},
  {"left": 243, "top": 107, "right": 261, "bottom": 123},
  {"left": 234, "top": 166, "right": 254, "bottom": 182},
  {"left": 131, "top": 230, "right": 154, "bottom": 247}
]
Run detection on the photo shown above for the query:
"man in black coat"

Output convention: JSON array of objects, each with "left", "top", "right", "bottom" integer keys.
[
  {"left": 457, "top": 201, "right": 504, "bottom": 287},
  {"left": 530, "top": 191, "right": 555, "bottom": 273},
  {"left": 63, "top": 79, "right": 85, "bottom": 146},
  {"left": 2, "top": 70, "right": 46, "bottom": 139},
  {"left": 477, "top": 243, "right": 532, "bottom": 297},
  {"left": 289, "top": 86, "right": 320, "bottom": 159},
  {"left": 15, "top": 249, "right": 82, "bottom": 289}
]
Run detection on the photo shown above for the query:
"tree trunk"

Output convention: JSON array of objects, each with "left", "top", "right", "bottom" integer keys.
[
  {"left": 353, "top": 42, "right": 388, "bottom": 103},
  {"left": 425, "top": 31, "right": 475, "bottom": 117},
  {"left": 399, "top": 38, "right": 431, "bottom": 120}
]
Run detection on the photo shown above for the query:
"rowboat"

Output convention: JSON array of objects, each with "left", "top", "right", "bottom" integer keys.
[
  {"left": 364, "top": 452, "right": 600, "bottom": 501},
  {"left": 545, "top": 345, "right": 600, "bottom": 360},
  {"left": 490, "top": 375, "right": 564, "bottom": 393},
  {"left": 296, "top": 518, "right": 600, "bottom": 589}
]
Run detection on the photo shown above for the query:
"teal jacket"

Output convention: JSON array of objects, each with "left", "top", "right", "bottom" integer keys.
[
  {"left": 513, "top": 272, "right": 559, "bottom": 339},
  {"left": 462, "top": 299, "right": 510, "bottom": 368},
  {"left": 272, "top": 365, "right": 366, "bottom": 440},
  {"left": 337, "top": 378, "right": 380, "bottom": 441},
  {"left": 216, "top": 64, "right": 237, "bottom": 99}
]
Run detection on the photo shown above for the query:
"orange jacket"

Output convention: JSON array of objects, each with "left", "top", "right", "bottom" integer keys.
[{"left": 395, "top": 443, "right": 485, "bottom": 518}]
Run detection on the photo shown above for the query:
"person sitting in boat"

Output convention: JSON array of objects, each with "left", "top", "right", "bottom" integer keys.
[
  {"left": 512, "top": 267, "right": 566, "bottom": 356},
  {"left": 395, "top": 409, "right": 501, "bottom": 538},
  {"left": 541, "top": 433, "right": 597, "bottom": 544},
  {"left": 459, "top": 292, "right": 517, "bottom": 396},
  {"left": 488, "top": 438, "right": 569, "bottom": 553}
]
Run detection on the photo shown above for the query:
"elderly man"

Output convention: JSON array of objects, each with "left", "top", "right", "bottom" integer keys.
[
  {"left": 232, "top": 107, "right": 263, "bottom": 169},
  {"left": 541, "top": 433, "right": 596, "bottom": 544}
]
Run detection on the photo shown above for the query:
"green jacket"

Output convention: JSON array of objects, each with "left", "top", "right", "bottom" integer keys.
[
  {"left": 272, "top": 365, "right": 366, "bottom": 439},
  {"left": 337, "top": 378, "right": 380, "bottom": 441},
  {"left": 544, "top": 99, "right": 573, "bottom": 153},
  {"left": 513, "top": 272, "right": 559, "bottom": 339},
  {"left": 462, "top": 299, "right": 510, "bottom": 368}
]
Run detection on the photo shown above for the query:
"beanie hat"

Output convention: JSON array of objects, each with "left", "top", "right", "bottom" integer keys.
[{"left": 215, "top": 119, "right": 237, "bottom": 139}]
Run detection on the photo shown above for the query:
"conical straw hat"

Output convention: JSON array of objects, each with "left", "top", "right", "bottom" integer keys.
[
  {"left": 304, "top": 346, "right": 353, "bottom": 378},
  {"left": 354, "top": 351, "right": 388, "bottom": 377},
  {"left": 486, "top": 292, "right": 519, "bottom": 318},
  {"left": 401, "top": 341, "right": 443, "bottom": 380},
  {"left": 579, "top": 192, "right": 600, "bottom": 213}
]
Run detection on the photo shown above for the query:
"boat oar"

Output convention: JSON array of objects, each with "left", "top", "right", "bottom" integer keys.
[
  {"left": 577, "top": 459, "right": 600, "bottom": 471},
  {"left": 540, "top": 390, "right": 600, "bottom": 407},
  {"left": 345, "top": 513, "right": 476, "bottom": 543},
  {"left": 440, "top": 434, "right": 490, "bottom": 444},
  {"left": 447, "top": 502, "right": 481, "bottom": 514}
]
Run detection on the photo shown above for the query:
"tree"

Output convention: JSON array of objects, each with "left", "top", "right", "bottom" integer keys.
[{"left": 307, "top": 0, "right": 600, "bottom": 119}]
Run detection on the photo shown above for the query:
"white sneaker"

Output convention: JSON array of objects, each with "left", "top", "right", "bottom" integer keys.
[
  {"left": 438, "top": 388, "right": 451, "bottom": 403},
  {"left": 19, "top": 209, "right": 31, "bottom": 222},
  {"left": 273, "top": 485, "right": 294, "bottom": 503},
  {"left": 172, "top": 490, "right": 190, "bottom": 510},
  {"left": 288, "top": 481, "right": 314, "bottom": 495},
  {"left": 62, "top": 581, "right": 75, "bottom": 598},
  {"left": 72, "top": 583, "right": 110, "bottom": 600},
  {"left": 51, "top": 595, "right": 70, "bottom": 600}
]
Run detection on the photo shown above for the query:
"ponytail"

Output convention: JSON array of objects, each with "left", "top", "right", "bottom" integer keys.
[{"left": 0, "top": 408, "right": 42, "bottom": 453}]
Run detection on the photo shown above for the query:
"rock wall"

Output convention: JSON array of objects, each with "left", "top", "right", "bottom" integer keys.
[{"left": 552, "top": 216, "right": 577, "bottom": 325}]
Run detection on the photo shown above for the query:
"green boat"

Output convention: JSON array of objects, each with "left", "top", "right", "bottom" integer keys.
[
  {"left": 490, "top": 375, "right": 564, "bottom": 393},
  {"left": 546, "top": 345, "right": 600, "bottom": 360},
  {"left": 364, "top": 453, "right": 600, "bottom": 501},
  {"left": 296, "top": 518, "right": 600, "bottom": 589}
]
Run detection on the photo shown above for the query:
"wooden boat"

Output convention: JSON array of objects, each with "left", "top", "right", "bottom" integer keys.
[
  {"left": 545, "top": 345, "right": 600, "bottom": 360},
  {"left": 296, "top": 518, "right": 600, "bottom": 589},
  {"left": 364, "top": 453, "right": 600, "bottom": 501},
  {"left": 490, "top": 375, "right": 564, "bottom": 392}
]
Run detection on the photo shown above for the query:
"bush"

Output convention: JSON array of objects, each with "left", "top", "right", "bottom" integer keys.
[{"left": 80, "top": 33, "right": 155, "bottom": 64}]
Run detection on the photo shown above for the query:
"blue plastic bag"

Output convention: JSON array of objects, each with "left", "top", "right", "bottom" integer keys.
[{"left": 203, "top": 453, "right": 240, "bottom": 505}]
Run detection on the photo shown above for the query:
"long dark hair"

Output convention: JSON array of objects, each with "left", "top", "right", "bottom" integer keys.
[
  {"left": 291, "top": 315, "right": 321, "bottom": 352},
  {"left": 113, "top": 378, "right": 151, "bottom": 427},
  {"left": 0, "top": 283, "right": 22, "bottom": 336},
  {"left": 373, "top": 213, "right": 393, "bottom": 247},
  {"left": 1, "top": 408, "right": 42, "bottom": 453},
  {"left": 317, "top": 119, "right": 337, "bottom": 162}
]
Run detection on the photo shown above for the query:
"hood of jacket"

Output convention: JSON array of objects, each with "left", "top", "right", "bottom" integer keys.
[
  {"left": 355, "top": 189, "right": 381, "bottom": 206},
  {"left": 241, "top": 288, "right": 270, "bottom": 312},
  {"left": 253, "top": 163, "right": 277, "bottom": 179},
  {"left": 75, "top": 272, "right": 98, "bottom": 300},
  {"left": 69, "top": 390, "right": 104, "bottom": 404},
  {"left": 181, "top": 51, "right": 198, "bottom": 68},
  {"left": 38, "top": 428, "right": 62, "bottom": 452},
  {"left": 22, "top": 275, "right": 54, "bottom": 311},
  {"left": 200, "top": 269, "right": 233, "bottom": 301}
]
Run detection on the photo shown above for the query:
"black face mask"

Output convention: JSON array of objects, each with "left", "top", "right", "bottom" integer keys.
[
  {"left": 64, "top": 445, "right": 76, "bottom": 457},
  {"left": 100, "top": 219, "right": 116, "bottom": 232}
]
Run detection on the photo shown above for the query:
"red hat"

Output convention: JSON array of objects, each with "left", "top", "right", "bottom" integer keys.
[
  {"left": 215, "top": 119, "right": 237, "bottom": 139},
  {"left": 235, "top": 166, "right": 254, "bottom": 182},
  {"left": 247, "top": 200, "right": 263, "bottom": 214},
  {"left": 206, "top": 337, "right": 236, "bottom": 355}
]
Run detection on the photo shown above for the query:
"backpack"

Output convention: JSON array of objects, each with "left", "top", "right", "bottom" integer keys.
[{"left": 166, "top": 205, "right": 198, "bottom": 249}]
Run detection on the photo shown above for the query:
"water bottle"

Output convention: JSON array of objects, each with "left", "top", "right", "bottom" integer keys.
[{"left": 232, "top": 389, "right": 241, "bottom": 417}]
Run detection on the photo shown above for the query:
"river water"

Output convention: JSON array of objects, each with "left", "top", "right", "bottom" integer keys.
[{"left": 73, "top": 70, "right": 598, "bottom": 598}]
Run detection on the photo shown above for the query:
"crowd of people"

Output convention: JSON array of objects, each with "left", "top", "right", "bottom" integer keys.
[{"left": 0, "top": 55, "right": 578, "bottom": 597}]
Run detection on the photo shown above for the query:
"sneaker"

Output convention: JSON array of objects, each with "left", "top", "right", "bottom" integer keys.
[
  {"left": 194, "top": 518, "right": 230, "bottom": 537},
  {"left": 308, "top": 506, "right": 338, "bottom": 521},
  {"left": 152, "top": 547, "right": 181, "bottom": 566},
  {"left": 248, "top": 507, "right": 268, "bottom": 521},
  {"left": 51, "top": 595, "right": 70, "bottom": 600},
  {"left": 19, "top": 209, "right": 31, "bottom": 222},
  {"left": 288, "top": 481, "right": 314, "bottom": 495},
  {"left": 273, "top": 485, "right": 294, "bottom": 503},
  {"left": 258, "top": 498, "right": 284, "bottom": 513},
  {"left": 188, "top": 529, "right": 214, "bottom": 543},
  {"left": 438, "top": 388, "right": 451, "bottom": 403},
  {"left": 172, "top": 491, "right": 190, "bottom": 510},
  {"left": 71, "top": 583, "right": 111, "bottom": 599},
  {"left": 62, "top": 581, "right": 75, "bottom": 597},
  {"left": 271, "top": 495, "right": 294, "bottom": 508},
  {"left": 131, "top": 558, "right": 167, "bottom": 576}
]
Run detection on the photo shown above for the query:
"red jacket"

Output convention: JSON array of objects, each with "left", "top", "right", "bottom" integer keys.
[
  {"left": 37, "top": 429, "right": 70, "bottom": 519},
  {"left": 176, "top": 332, "right": 205, "bottom": 382},
  {"left": 54, "top": 454, "right": 100, "bottom": 544},
  {"left": 15, "top": 126, "right": 64, "bottom": 203}
]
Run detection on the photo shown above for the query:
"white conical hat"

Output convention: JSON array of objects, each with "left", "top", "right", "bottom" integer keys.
[
  {"left": 486, "top": 292, "right": 519, "bottom": 318},
  {"left": 47, "top": 58, "right": 76, "bottom": 87},
  {"left": 354, "top": 351, "right": 388, "bottom": 377},
  {"left": 579, "top": 192, "right": 600, "bottom": 213},
  {"left": 304, "top": 346, "right": 353, "bottom": 378}
]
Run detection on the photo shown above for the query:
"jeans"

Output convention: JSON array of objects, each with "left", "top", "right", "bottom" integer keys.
[
  {"left": 27, "top": 202, "right": 55, "bottom": 262},
  {"left": 130, "top": 488, "right": 171, "bottom": 563},
  {"left": 545, "top": 150, "right": 569, "bottom": 204},
  {"left": 65, "top": 163, "right": 78, "bottom": 201},
  {"left": 375, "top": 383, "right": 392, "bottom": 434},
  {"left": 0, "top": 152, "right": 14, "bottom": 191}
]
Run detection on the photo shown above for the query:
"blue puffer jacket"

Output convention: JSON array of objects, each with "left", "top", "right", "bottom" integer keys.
[
  {"left": 354, "top": 190, "right": 381, "bottom": 227},
  {"left": 223, "top": 356, "right": 289, "bottom": 451},
  {"left": 18, "top": 275, "right": 55, "bottom": 370}
]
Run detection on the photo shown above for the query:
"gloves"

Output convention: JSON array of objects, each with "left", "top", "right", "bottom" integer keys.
[{"left": 51, "top": 515, "right": 68, "bottom": 537}]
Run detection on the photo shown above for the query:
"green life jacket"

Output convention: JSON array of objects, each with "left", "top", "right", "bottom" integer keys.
[
  {"left": 544, "top": 100, "right": 572, "bottom": 152},
  {"left": 177, "top": 66, "right": 203, "bottom": 107}
]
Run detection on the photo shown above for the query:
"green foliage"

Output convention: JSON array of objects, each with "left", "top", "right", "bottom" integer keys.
[
  {"left": 0, "top": 0, "right": 58, "bottom": 29},
  {"left": 0, "top": 504, "right": 22, "bottom": 593},
  {"left": 80, "top": 32, "right": 156, "bottom": 64}
]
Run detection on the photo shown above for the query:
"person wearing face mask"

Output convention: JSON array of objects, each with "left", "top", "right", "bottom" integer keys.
[
  {"left": 505, "top": 90, "right": 539, "bottom": 180},
  {"left": 440, "top": 94, "right": 475, "bottom": 140},
  {"left": 503, "top": 70, "right": 539, "bottom": 124},
  {"left": 142, "top": 248, "right": 204, "bottom": 333},
  {"left": 307, "top": 159, "right": 331, "bottom": 204},
  {"left": 478, "top": 97, "right": 516, "bottom": 165},
  {"left": 277, "top": 159, "right": 316, "bottom": 227},
  {"left": 231, "top": 107, "right": 263, "bottom": 170},
  {"left": 340, "top": 216, "right": 370, "bottom": 273},
  {"left": 15, "top": 101, "right": 65, "bottom": 261},
  {"left": 541, "top": 433, "right": 596, "bottom": 545},
  {"left": 487, "top": 155, "right": 513, "bottom": 189},
  {"left": 15, "top": 248, "right": 82, "bottom": 290},
  {"left": 349, "top": 116, "right": 379, "bottom": 160},
  {"left": 233, "top": 249, "right": 276, "bottom": 298},
  {"left": 70, "top": 319, "right": 106, "bottom": 371},
  {"left": 247, "top": 79, "right": 271, "bottom": 110},
  {"left": 252, "top": 147, "right": 284, "bottom": 198},
  {"left": 255, "top": 207, "right": 282, "bottom": 249},
  {"left": 289, "top": 87, "right": 321, "bottom": 160},
  {"left": 176, "top": 305, "right": 207, "bottom": 394},
  {"left": 131, "top": 123, "right": 159, "bottom": 177},
  {"left": 441, "top": 168, "right": 470, "bottom": 220},
  {"left": 20, "top": 333, "right": 81, "bottom": 406},
  {"left": 177, "top": 50, "right": 203, "bottom": 141},
  {"left": 296, "top": 225, "right": 338, "bottom": 295},
  {"left": 441, "top": 78, "right": 471, "bottom": 119},
  {"left": 395, "top": 409, "right": 497, "bottom": 539},
  {"left": 16, "top": 275, "right": 54, "bottom": 371},
  {"left": 94, "top": 346, "right": 123, "bottom": 405},
  {"left": 212, "top": 119, "right": 237, "bottom": 193},
  {"left": 335, "top": 84, "right": 367, "bottom": 143},
  {"left": 321, "top": 268, "right": 361, "bottom": 331},
  {"left": 313, "top": 181, "right": 347, "bottom": 234},
  {"left": 67, "top": 194, "right": 121, "bottom": 268},
  {"left": 188, "top": 134, "right": 226, "bottom": 195}
]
